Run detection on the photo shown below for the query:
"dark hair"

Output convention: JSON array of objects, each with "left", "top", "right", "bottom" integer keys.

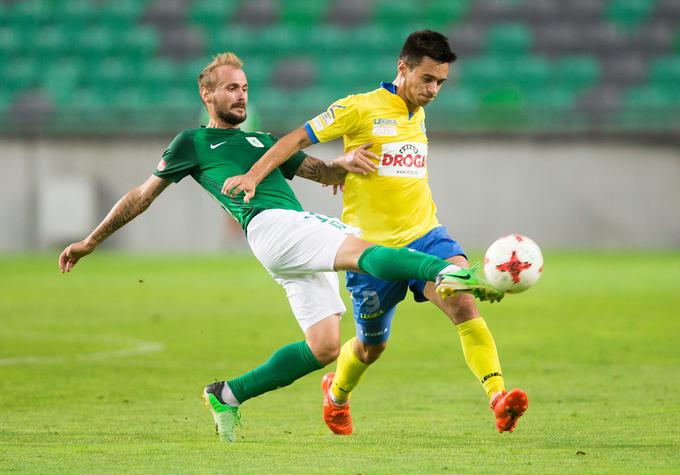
[{"left": 400, "top": 30, "right": 457, "bottom": 68}]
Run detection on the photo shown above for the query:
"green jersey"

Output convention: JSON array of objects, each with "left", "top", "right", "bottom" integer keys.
[{"left": 154, "top": 127, "right": 307, "bottom": 231}]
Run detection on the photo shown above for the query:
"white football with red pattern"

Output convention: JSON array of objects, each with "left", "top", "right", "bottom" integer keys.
[{"left": 484, "top": 234, "right": 543, "bottom": 294}]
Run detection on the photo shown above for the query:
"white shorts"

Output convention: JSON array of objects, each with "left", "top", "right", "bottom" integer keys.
[{"left": 246, "top": 209, "right": 359, "bottom": 331}]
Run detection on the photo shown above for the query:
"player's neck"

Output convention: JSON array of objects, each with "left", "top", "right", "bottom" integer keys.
[
  {"left": 206, "top": 117, "right": 240, "bottom": 129},
  {"left": 392, "top": 76, "right": 419, "bottom": 114}
]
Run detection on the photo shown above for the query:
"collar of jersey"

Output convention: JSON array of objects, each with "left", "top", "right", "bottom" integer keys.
[
  {"left": 379, "top": 81, "right": 417, "bottom": 120},
  {"left": 200, "top": 126, "right": 243, "bottom": 134}
]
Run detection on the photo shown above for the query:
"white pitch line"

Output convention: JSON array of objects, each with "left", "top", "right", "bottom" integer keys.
[{"left": 0, "top": 333, "right": 164, "bottom": 366}]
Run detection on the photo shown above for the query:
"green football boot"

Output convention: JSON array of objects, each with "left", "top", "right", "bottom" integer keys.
[
  {"left": 435, "top": 263, "right": 504, "bottom": 303},
  {"left": 203, "top": 382, "right": 241, "bottom": 443}
]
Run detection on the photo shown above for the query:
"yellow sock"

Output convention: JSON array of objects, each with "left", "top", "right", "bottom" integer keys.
[
  {"left": 331, "top": 337, "right": 369, "bottom": 403},
  {"left": 457, "top": 317, "right": 505, "bottom": 399}
]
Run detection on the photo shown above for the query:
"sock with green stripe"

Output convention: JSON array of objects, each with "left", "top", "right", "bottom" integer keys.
[
  {"left": 358, "top": 245, "right": 456, "bottom": 282},
  {"left": 226, "top": 341, "right": 324, "bottom": 404}
]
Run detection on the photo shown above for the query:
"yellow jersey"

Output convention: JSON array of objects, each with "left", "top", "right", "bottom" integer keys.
[{"left": 304, "top": 82, "right": 439, "bottom": 247}]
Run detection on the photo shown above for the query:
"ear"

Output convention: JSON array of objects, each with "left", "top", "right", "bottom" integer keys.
[
  {"left": 199, "top": 86, "right": 212, "bottom": 104},
  {"left": 397, "top": 58, "right": 409, "bottom": 76}
]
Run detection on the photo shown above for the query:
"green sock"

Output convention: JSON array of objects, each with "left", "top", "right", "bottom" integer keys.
[
  {"left": 358, "top": 245, "right": 452, "bottom": 282},
  {"left": 227, "top": 341, "right": 323, "bottom": 404}
]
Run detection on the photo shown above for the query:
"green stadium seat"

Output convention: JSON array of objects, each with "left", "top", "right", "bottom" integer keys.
[
  {"left": 436, "top": 87, "right": 480, "bottom": 111},
  {"left": 188, "top": 0, "right": 239, "bottom": 29},
  {"left": 0, "top": 26, "right": 23, "bottom": 57},
  {"left": 257, "top": 26, "right": 308, "bottom": 56},
  {"left": 10, "top": 0, "right": 52, "bottom": 29},
  {"left": 458, "top": 56, "right": 506, "bottom": 91},
  {"left": 486, "top": 24, "right": 533, "bottom": 56},
  {"left": 554, "top": 56, "right": 601, "bottom": 92},
  {"left": 118, "top": 26, "right": 160, "bottom": 59},
  {"left": 100, "top": 0, "right": 149, "bottom": 29},
  {"left": 649, "top": 56, "right": 680, "bottom": 86},
  {"left": 374, "top": 0, "right": 424, "bottom": 27},
  {"left": 510, "top": 57, "right": 551, "bottom": 90},
  {"left": 76, "top": 26, "right": 117, "bottom": 58},
  {"left": 34, "top": 26, "right": 73, "bottom": 56},
  {"left": 88, "top": 57, "right": 135, "bottom": 90},
  {"left": 62, "top": 0, "right": 100, "bottom": 26},
  {"left": 606, "top": 0, "right": 654, "bottom": 29},
  {"left": 281, "top": 0, "right": 329, "bottom": 25},
  {"left": 321, "top": 56, "right": 364, "bottom": 89},
  {"left": 3, "top": 58, "right": 40, "bottom": 92},
  {"left": 424, "top": 0, "right": 470, "bottom": 28},
  {"left": 525, "top": 87, "right": 575, "bottom": 110},
  {"left": 243, "top": 56, "right": 274, "bottom": 88},
  {"left": 619, "top": 85, "right": 680, "bottom": 129},
  {"left": 356, "top": 26, "right": 404, "bottom": 55},
  {"left": 138, "top": 58, "right": 181, "bottom": 87},
  {"left": 214, "top": 25, "right": 262, "bottom": 56},
  {"left": 306, "top": 25, "right": 357, "bottom": 56}
]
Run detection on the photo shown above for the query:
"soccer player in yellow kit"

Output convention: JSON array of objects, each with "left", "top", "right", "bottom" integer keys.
[{"left": 223, "top": 31, "right": 528, "bottom": 435}]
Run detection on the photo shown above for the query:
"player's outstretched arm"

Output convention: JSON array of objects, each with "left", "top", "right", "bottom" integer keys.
[
  {"left": 296, "top": 144, "right": 379, "bottom": 183},
  {"left": 221, "top": 126, "right": 312, "bottom": 201},
  {"left": 58, "top": 175, "right": 171, "bottom": 273}
]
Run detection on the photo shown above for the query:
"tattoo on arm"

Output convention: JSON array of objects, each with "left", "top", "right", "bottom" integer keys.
[
  {"left": 295, "top": 156, "right": 346, "bottom": 185},
  {"left": 88, "top": 183, "right": 165, "bottom": 245}
]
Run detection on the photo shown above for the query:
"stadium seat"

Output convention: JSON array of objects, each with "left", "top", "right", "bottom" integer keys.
[
  {"left": 121, "top": 26, "right": 160, "bottom": 58},
  {"left": 33, "top": 26, "right": 72, "bottom": 56},
  {"left": 424, "top": 0, "right": 470, "bottom": 28},
  {"left": 188, "top": 0, "right": 239, "bottom": 30},
  {"left": 281, "top": 0, "right": 329, "bottom": 25},
  {"left": 0, "top": 0, "right": 677, "bottom": 134},
  {"left": 3, "top": 57, "right": 40, "bottom": 92},
  {"left": 554, "top": 56, "right": 601, "bottom": 92},
  {"left": 510, "top": 57, "right": 552, "bottom": 90},
  {"left": 374, "top": 0, "right": 424, "bottom": 27},
  {"left": 605, "top": 0, "right": 654, "bottom": 29},
  {"left": 486, "top": 24, "right": 533, "bottom": 56},
  {"left": 458, "top": 56, "right": 507, "bottom": 91},
  {"left": 649, "top": 56, "right": 680, "bottom": 87}
]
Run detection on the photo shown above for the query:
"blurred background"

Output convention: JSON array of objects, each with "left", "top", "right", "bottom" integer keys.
[{"left": 1, "top": 0, "right": 679, "bottom": 252}]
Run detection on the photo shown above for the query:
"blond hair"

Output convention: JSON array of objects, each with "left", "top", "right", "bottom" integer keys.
[{"left": 197, "top": 52, "right": 244, "bottom": 92}]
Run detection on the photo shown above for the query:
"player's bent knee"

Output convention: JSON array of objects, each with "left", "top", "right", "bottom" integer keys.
[
  {"left": 306, "top": 337, "right": 340, "bottom": 365},
  {"left": 310, "top": 343, "right": 340, "bottom": 366},
  {"left": 356, "top": 341, "right": 387, "bottom": 364}
]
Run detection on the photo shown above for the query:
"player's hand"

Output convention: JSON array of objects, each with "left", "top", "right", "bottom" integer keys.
[
  {"left": 59, "top": 240, "right": 95, "bottom": 273},
  {"left": 221, "top": 174, "right": 257, "bottom": 203},
  {"left": 322, "top": 182, "right": 345, "bottom": 195},
  {"left": 335, "top": 143, "right": 379, "bottom": 175}
]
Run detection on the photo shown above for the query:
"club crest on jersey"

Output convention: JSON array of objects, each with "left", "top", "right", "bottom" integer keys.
[
  {"left": 156, "top": 159, "right": 167, "bottom": 171},
  {"left": 372, "top": 118, "right": 397, "bottom": 137},
  {"left": 379, "top": 141, "right": 427, "bottom": 178},
  {"left": 245, "top": 136, "right": 264, "bottom": 147}
]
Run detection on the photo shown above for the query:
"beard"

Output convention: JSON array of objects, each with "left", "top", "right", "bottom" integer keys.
[{"left": 216, "top": 105, "right": 247, "bottom": 125}]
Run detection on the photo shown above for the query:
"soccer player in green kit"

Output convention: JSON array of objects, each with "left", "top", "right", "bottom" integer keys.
[{"left": 58, "top": 53, "right": 501, "bottom": 443}]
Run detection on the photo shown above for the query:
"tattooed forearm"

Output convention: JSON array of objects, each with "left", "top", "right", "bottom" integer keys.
[
  {"left": 295, "top": 156, "right": 346, "bottom": 185},
  {"left": 87, "top": 184, "right": 164, "bottom": 246}
]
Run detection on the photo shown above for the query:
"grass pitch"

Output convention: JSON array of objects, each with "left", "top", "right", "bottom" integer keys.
[{"left": 1, "top": 252, "right": 679, "bottom": 474}]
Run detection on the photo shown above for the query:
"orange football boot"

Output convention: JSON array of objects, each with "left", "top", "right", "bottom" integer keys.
[
  {"left": 321, "top": 372, "right": 353, "bottom": 435},
  {"left": 491, "top": 388, "right": 528, "bottom": 433}
]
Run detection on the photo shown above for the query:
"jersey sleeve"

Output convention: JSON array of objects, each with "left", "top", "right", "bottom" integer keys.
[
  {"left": 268, "top": 133, "right": 308, "bottom": 180},
  {"left": 153, "top": 130, "right": 198, "bottom": 183},
  {"left": 304, "top": 95, "right": 360, "bottom": 144}
]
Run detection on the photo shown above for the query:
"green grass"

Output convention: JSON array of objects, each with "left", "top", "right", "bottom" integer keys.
[{"left": 1, "top": 252, "right": 679, "bottom": 474}]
